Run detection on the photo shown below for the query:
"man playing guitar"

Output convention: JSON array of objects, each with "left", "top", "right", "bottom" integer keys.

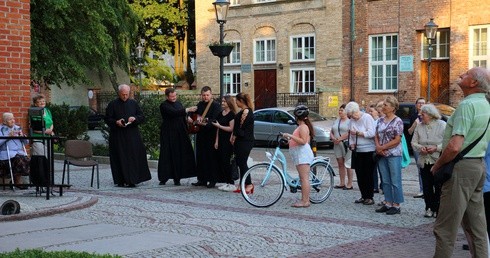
[{"left": 191, "top": 86, "right": 222, "bottom": 188}]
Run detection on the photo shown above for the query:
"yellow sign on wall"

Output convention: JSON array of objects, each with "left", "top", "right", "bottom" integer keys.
[{"left": 328, "top": 96, "right": 338, "bottom": 107}]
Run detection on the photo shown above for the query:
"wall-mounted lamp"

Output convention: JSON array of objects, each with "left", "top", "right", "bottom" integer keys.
[{"left": 278, "top": 63, "right": 283, "bottom": 70}]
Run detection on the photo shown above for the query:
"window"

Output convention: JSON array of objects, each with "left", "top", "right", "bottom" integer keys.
[
  {"left": 470, "top": 25, "right": 490, "bottom": 68},
  {"left": 225, "top": 42, "right": 241, "bottom": 65},
  {"left": 254, "top": 110, "right": 273, "bottom": 123},
  {"left": 255, "top": 0, "right": 275, "bottom": 3},
  {"left": 224, "top": 71, "right": 241, "bottom": 95},
  {"left": 273, "top": 111, "right": 291, "bottom": 124},
  {"left": 422, "top": 30, "right": 450, "bottom": 59},
  {"left": 291, "top": 35, "right": 315, "bottom": 61},
  {"left": 230, "top": 0, "right": 240, "bottom": 6},
  {"left": 291, "top": 69, "right": 315, "bottom": 93},
  {"left": 254, "top": 39, "right": 276, "bottom": 63},
  {"left": 369, "top": 34, "right": 398, "bottom": 91}
]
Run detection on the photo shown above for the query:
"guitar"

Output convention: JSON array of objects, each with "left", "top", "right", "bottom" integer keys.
[{"left": 188, "top": 100, "right": 213, "bottom": 134}]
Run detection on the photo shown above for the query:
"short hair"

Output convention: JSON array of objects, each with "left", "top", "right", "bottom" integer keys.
[
  {"left": 201, "top": 86, "right": 212, "bottom": 93},
  {"left": 32, "top": 94, "right": 45, "bottom": 105},
  {"left": 339, "top": 104, "right": 346, "bottom": 110},
  {"left": 2, "top": 112, "right": 13, "bottom": 123},
  {"left": 118, "top": 84, "right": 130, "bottom": 92},
  {"left": 472, "top": 67, "right": 490, "bottom": 96},
  {"left": 165, "top": 87, "right": 176, "bottom": 96},
  {"left": 344, "top": 101, "right": 360, "bottom": 115},
  {"left": 420, "top": 104, "right": 441, "bottom": 120},
  {"left": 384, "top": 95, "right": 399, "bottom": 111}
]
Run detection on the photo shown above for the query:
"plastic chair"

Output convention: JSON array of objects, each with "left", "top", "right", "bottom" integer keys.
[{"left": 62, "top": 140, "right": 99, "bottom": 188}]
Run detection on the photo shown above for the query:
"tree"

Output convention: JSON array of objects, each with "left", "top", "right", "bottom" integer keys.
[
  {"left": 30, "top": 0, "right": 138, "bottom": 91},
  {"left": 128, "top": 0, "right": 195, "bottom": 84}
]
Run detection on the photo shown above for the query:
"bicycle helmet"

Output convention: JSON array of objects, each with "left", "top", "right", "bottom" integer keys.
[{"left": 294, "top": 105, "right": 309, "bottom": 118}]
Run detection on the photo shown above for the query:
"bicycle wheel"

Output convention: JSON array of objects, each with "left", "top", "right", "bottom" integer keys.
[
  {"left": 309, "top": 161, "right": 334, "bottom": 203},
  {"left": 241, "top": 163, "right": 285, "bottom": 208}
]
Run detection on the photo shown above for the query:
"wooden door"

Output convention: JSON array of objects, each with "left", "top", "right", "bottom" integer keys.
[
  {"left": 420, "top": 60, "right": 450, "bottom": 104},
  {"left": 254, "top": 69, "right": 277, "bottom": 110}
]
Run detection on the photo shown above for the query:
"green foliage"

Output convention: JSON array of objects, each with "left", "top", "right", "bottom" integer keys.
[
  {"left": 31, "top": 0, "right": 138, "bottom": 89},
  {"left": 139, "top": 94, "right": 165, "bottom": 158},
  {"left": 129, "top": 0, "right": 187, "bottom": 56},
  {"left": 48, "top": 104, "right": 89, "bottom": 145},
  {"left": 93, "top": 143, "right": 110, "bottom": 156},
  {"left": 0, "top": 249, "right": 121, "bottom": 258}
]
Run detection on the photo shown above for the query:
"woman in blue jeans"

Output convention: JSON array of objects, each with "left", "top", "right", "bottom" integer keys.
[{"left": 374, "top": 96, "right": 404, "bottom": 215}]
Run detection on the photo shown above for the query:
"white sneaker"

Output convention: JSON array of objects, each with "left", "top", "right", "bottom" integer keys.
[
  {"left": 218, "top": 184, "right": 227, "bottom": 191},
  {"left": 223, "top": 184, "right": 237, "bottom": 192},
  {"left": 424, "top": 208, "right": 433, "bottom": 218}
]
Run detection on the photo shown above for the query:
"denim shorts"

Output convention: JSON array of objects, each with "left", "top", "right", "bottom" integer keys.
[{"left": 289, "top": 144, "right": 314, "bottom": 166}]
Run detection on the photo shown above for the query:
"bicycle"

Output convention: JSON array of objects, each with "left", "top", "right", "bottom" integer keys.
[{"left": 241, "top": 133, "right": 336, "bottom": 207}]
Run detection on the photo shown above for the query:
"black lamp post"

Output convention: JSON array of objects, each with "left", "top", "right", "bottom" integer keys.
[
  {"left": 424, "top": 18, "right": 438, "bottom": 103},
  {"left": 213, "top": 0, "right": 231, "bottom": 99},
  {"left": 136, "top": 39, "right": 145, "bottom": 99}
]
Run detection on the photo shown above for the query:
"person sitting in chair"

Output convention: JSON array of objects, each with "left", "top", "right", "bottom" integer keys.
[{"left": 0, "top": 113, "right": 29, "bottom": 189}]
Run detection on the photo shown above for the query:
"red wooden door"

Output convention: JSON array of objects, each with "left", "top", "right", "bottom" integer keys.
[
  {"left": 254, "top": 69, "right": 277, "bottom": 110},
  {"left": 420, "top": 60, "right": 450, "bottom": 104}
]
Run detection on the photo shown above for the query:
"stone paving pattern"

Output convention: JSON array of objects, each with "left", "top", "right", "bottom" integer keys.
[{"left": 0, "top": 148, "right": 472, "bottom": 257}]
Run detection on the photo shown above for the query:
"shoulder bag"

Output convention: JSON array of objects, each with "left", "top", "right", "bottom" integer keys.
[{"left": 434, "top": 118, "right": 490, "bottom": 184}]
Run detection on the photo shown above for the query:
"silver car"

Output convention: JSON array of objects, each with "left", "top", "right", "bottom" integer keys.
[{"left": 253, "top": 107, "right": 334, "bottom": 147}]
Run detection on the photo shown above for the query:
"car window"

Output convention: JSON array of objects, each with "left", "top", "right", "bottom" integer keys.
[
  {"left": 273, "top": 111, "right": 292, "bottom": 124},
  {"left": 286, "top": 110, "right": 325, "bottom": 122},
  {"left": 254, "top": 110, "right": 273, "bottom": 122}
]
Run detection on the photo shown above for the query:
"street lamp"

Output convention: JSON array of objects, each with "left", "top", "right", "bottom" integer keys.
[
  {"left": 136, "top": 39, "right": 145, "bottom": 99},
  {"left": 424, "top": 18, "right": 438, "bottom": 103},
  {"left": 213, "top": 0, "right": 231, "bottom": 99}
]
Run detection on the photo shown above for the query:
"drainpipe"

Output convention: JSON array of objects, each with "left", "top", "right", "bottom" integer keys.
[{"left": 350, "top": 0, "right": 355, "bottom": 101}]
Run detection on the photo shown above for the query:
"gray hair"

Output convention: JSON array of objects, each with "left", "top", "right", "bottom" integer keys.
[
  {"left": 472, "top": 67, "right": 490, "bottom": 101},
  {"left": 344, "top": 101, "right": 360, "bottom": 115},
  {"left": 118, "top": 84, "right": 130, "bottom": 92},
  {"left": 420, "top": 104, "right": 441, "bottom": 120},
  {"left": 2, "top": 112, "right": 13, "bottom": 123}
]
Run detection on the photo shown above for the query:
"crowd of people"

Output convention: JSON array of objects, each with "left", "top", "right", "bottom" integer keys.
[{"left": 1, "top": 67, "right": 489, "bottom": 257}]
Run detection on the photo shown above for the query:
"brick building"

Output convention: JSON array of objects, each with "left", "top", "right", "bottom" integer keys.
[
  {"left": 343, "top": 0, "right": 490, "bottom": 108},
  {"left": 196, "top": 0, "right": 490, "bottom": 113},
  {"left": 0, "top": 0, "right": 31, "bottom": 128},
  {"left": 195, "top": 0, "right": 344, "bottom": 116}
]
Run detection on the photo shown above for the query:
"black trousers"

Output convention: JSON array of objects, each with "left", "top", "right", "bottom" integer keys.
[
  {"left": 353, "top": 151, "right": 375, "bottom": 200},
  {"left": 421, "top": 163, "right": 441, "bottom": 212},
  {"left": 234, "top": 140, "right": 253, "bottom": 185}
]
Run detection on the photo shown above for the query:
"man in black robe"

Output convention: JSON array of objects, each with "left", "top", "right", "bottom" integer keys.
[
  {"left": 191, "top": 86, "right": 221, "bottom": 188},
  {"left": 158, "top": 88, "right": 197, "bottom": 185},
  {"left": 105, "top": 84, "right": 151, "bottom": 187}
]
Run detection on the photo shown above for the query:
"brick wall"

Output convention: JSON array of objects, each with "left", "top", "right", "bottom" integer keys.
[
  {"left": 345, "top": 0, "right": 490, "bottom": 108},
  {"left": 0, "top": 0, "right": 30, "bottom": 129},
  {"left": 195, "top": 0, "right": 344, "bottom": 116}
]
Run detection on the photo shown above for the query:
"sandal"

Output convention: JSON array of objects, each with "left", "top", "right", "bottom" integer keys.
[
  {"left": 354, "top": 198, "right": 365, "bottom": 204},
  {"left": 291, "top": 202, "right": 311, "bottom": 208},
  {"left": 334, "top": 185, "right": 345, "bottom": 189}
]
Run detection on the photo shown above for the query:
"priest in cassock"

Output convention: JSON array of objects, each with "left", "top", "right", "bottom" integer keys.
[
  {"left": 105, "top": 84, "right": 151, "bottom": 187},
  {"left": 157, "top": 87, "right": 197, "bottom": 186}
]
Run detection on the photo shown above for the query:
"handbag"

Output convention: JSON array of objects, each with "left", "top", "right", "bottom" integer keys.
[
  {"left": 339, "top": 121, "right": 349, "bottom": 152},
  {"left": 349, "top": 133, "right": 359, "bottom": 170},
  {"left": 434, "top": 118, "right": 490, "bottom": 184}
]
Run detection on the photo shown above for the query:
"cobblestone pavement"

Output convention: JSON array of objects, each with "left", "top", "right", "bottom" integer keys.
[{"left": 0, "top": 148, "right": 472, "bottom": 257}]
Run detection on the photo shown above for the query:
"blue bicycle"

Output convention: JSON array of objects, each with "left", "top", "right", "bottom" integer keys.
[{"left": 241, "top": 134, "right": 336, "bottom": 207}]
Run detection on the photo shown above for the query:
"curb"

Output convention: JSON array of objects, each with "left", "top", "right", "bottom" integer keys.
[
  {"left": 53, "top": 153, "right": 158, "bottom": 169},
  {"left": 0, "top": 196, "right": 98, "bottom": 222}
]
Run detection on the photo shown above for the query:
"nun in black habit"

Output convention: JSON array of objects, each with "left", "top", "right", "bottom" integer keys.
[{"left": 104, "top": 84, "right": 151, "bottom": 187}]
